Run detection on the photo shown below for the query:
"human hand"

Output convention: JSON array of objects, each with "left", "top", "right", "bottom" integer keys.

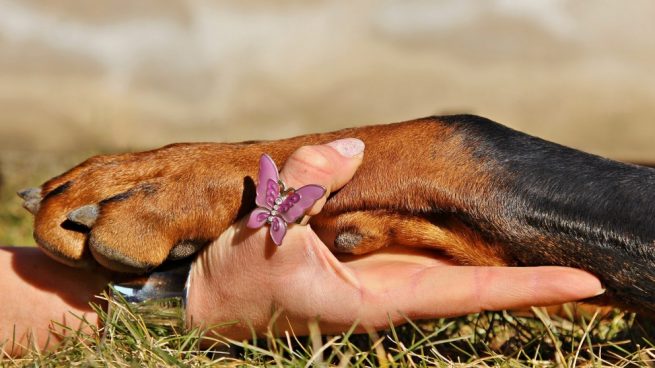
[{"left": 186, "top": 139, "right": 604, "bottom": 339}]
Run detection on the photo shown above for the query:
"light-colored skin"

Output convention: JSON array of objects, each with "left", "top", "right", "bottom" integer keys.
[
  {"left": 188, "top": 139, "right": 605, "bottom": 339},
  {"left": 0, "top": 247, "right": 110, "bottom": 356},
  {"left": 0, "top": 139, "right": 604, "bottom": 355}
]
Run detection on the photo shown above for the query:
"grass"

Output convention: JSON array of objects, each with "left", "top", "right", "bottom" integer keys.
[
  {"left": 3, "top": 296, "right": 655, "bottom": 367},
  {"left": 3, "top": 151, "right": 655, "bottom": 366}
]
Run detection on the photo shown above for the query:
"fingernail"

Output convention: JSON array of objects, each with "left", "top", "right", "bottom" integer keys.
[
  {"left": 327, "top": 138, "right": 365, "bottom": 158},
  {"left": 593, "top": 288, "right": 606, "bottom": 296}
]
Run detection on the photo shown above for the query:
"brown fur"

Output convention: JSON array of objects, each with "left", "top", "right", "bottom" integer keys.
[
  {"left": 33, "top": 117, "right": 508, "bottom": 272},
  {"left": 29, "top": 114, "right": 655, "bottom": 313},
  {"left": 312, "top": 211, "right": 508, "bottom": 266}
]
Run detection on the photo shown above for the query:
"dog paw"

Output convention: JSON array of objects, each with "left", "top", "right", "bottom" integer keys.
[{"left": 23, "top": 144, "right": 261, "bottom": 272}]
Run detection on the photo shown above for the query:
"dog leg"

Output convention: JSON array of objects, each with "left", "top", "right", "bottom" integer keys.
[
  {"left": 313, "top": 210, "right": 509, "bottom": 266},
  {"left": 23, "top": 115, "right": 655, "bottom": 313}
]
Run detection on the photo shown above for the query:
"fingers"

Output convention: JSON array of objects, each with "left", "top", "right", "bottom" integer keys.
[
  {"left": 279, "top": 138, "right": 365, "bottom": 216},
  {"left": 358, "top": 265, "right": 604, "bottom": 325},
  {"left": 228, "top": 139, "right": 367, "bottom": 287}
]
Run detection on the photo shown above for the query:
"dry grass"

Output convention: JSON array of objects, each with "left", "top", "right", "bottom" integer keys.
[{"left": 3, "top": 295, "right": 655, "bottom": 367}]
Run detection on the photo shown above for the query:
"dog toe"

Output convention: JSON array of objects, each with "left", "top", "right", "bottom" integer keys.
[
  {"left": 32, "top": 170, "right": 129, "bottom": 267},
  {"left": 88, "top": 231, "right": 166, "bottom": 273},
  {"left": 86, "top": 186, "right": 179, "bottom": 272},
  {"left": 88, "top": 222, "right": 174, "bottom": 273},
  {"left": 34, "top": 199, "right": 91, "bottom": 267}
]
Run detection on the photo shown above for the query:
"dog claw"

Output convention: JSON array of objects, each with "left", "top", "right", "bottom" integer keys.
[
  {"left": 168, "top": 240, "right": 207, "bottom": 260},
  {"left": 17, "top": 187, "right": 41, "bottom": 201},
  {"left": 67, "top": 204, "right": 100, "bottom": 227},
  {"left": 23, "top": 199, "right": 40, "bottom": 214},
  {"left": 334, "top": 231, "right": 363, "bottom": 251}
]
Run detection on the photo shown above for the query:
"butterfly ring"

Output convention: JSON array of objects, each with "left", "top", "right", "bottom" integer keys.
[{"left": 246, "top": 154, "right": 326, "bottom": 245}]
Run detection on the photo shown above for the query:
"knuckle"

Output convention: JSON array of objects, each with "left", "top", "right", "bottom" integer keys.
[{"left": 287, "top": 146, "right": 334, "bottom": 178}]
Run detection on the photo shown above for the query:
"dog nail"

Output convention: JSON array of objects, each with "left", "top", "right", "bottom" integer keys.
[
  {"left": 67, "top": 204, "right": 100, "bottom": 227},
  {"left": 23, "top": 199, "right": 40, "bottom": 214},
  {"left": 327, "top": 138, "right": 365, "bottom": 158},
  {"left": 168, "top": 241, "right": 207, "bottom": 260},
  {"left": 17, "top": 187, "right": 41, "bottom": 201},
  {"left": 334, "top": 231, "right": 363, "bottom": 251}
]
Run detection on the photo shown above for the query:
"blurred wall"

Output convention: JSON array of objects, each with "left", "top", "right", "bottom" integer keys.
[{"left": 0, "top": 0, "right": 654, "bottom": 160}]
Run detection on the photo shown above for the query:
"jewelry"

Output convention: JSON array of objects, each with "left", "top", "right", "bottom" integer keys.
[{"left": 246, "top": 154, "right": 326, "bottom": 245}]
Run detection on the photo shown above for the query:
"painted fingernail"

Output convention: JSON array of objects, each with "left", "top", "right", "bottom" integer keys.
[{"left": 327, "top": 138, "right": 365, "bottom": 158}]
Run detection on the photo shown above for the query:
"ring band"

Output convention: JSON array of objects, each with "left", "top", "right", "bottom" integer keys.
[{"left": 297, "top": 215, "right": 311, "bottom": 226}]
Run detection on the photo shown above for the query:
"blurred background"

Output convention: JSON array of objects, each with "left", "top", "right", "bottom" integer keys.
[{"left": 1, "top": 0, "right": 654, "bottom": 244}]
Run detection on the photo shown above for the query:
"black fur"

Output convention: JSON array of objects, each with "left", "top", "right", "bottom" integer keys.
[
  {"left": 43, "top": 181, "right": 71, "bottom": 201},
  {"left": 441, "top": 115, "right": 655, "bottom": 312}
]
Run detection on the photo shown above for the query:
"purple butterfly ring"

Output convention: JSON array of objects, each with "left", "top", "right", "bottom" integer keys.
[{"left": 246, "top": 154, "right": 327, "bottom": 245}]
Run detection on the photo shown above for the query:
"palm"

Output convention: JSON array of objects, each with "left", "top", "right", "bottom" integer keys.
[
  {"left": 185, "top": 140, "right": 602, "bottom": 340},
  {"left": 195, "top": 223, "right": 599, "bottom": 339}
]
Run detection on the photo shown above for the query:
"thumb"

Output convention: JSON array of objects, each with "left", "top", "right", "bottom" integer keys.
[{"left": 279, "top": 138, "right": 365, "bottom": 215}]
